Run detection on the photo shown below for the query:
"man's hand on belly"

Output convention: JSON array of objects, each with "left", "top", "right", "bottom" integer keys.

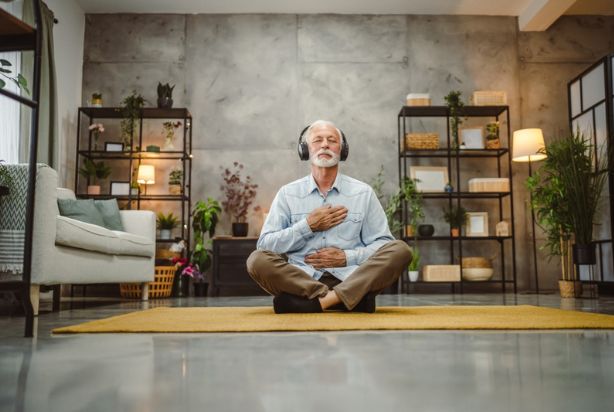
[
  {"left": 307, "top": 205, "right": 348, "bottom": 232},
  {"left": 305, "top": 247, "right": 347, "bottom": 268}
]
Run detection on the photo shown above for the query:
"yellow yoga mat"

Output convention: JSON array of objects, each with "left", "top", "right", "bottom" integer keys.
[{"left": 52, "top": 305, "right": 614, "bottom": 334}]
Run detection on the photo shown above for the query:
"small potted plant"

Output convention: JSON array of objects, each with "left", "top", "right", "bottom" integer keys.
[
  {"left": 88, "top": 123, "right": 104, "bottom": 150},
  {"left": 157, "top": 211, "right": 179, "bottom": 239},
  {"left": 162, "top": 121, "right": 182, "bottom": 150},
  {"left": 485, "top": 121, "right": 500, "bottom": 149},
  {"left": 157, "top": 82, "right": 175, "bottom": 109},
  {"left": 408, "top": 248, "right": 420, "bottom": 282},
  {"left": 78, "top": 158, "right": 111, "bottom": 195},
  {"left": 0, "top": 160, "right": 12, "bottom": 197},
  {"left": 91, "top": 92, "right": 103, "bottom": 107},
  {"left": 443, "top": 205, "right": 468, "bottom": 237},
  {"left": 168, "top": 167, "right": 183, "bottom": 195},
  {"left": 220, "top": 162, "right": 258, "bottom": 237}
]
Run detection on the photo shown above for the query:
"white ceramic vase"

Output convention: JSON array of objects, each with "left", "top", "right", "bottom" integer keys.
[{"left": 409, "top": 271, "right": 419, "bottom": 282}]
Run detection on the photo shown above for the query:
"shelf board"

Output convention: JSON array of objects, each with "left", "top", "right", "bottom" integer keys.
[
  {"left": 399, "top": 105, "right": 508, "bottom": 117},
  {"left": 418, "top": 191, "right": 510, "bottom": 199},
  {"left": 400, "top": 148, "right": 509, "bottom": 158},
  {"left": 79, "top": 107, "right": 192, "bottom": 119},
  {"left": 76, "top": 194, "right": 188, "bottom": 201},
  {"left": 407, "top": 279, "right": 514, "bottom": 284},
  {"left": 0, "top": 9, "right": 36, "bottom": 51},
  {"left": 78, "top": 150, "right": 190, "bottom": 160},
  {"left": 403, "top": 235, "right": 513, "bottom": 241}
]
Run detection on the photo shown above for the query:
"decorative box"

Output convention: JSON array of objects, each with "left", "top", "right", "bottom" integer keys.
[
  {"left": 406, "top": 93, "right": 431, "bottom": 106},
  {"left": 468, "top": 178, "right": 510, "bottom": 192},
  {"left": 472, "top": 90, "right": 507, "bottom": 106},
  {"left": 404, "top": 132, "right": 439, "bottom": 150},
  {"left": 423, "top": 265, "right": 461, "bottom": 282}
]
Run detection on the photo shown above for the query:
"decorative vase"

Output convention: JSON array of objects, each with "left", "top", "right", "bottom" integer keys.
[
  {"left": 408, "top": 271, "right": 419, "bottom": 282},
  {"left": 169, "top": 184, "right": 182, "bottom": 195},
  {"left": 450, "top": 227, "right": 460, "bottom": 237},
  {"left": 87, "top": 185, "right": 101, "bottom": 195},
  {"left": 157, "top": 97, "right": 173, "bottom": 109},
  {"left": 130, "top": 187, "right": 139, "bottom": 196},
  {"left": 485, "top": 139, "right": 500, "bottom": 149},
  {"left": 232, "top": 222, "right": 249, "bottom": 237},
  {"left": 91, "top": 97, "right": 103, "bottom": 107},
  {"left": 572, "top": 243, "right": 596, "bottom": 265},
  {"left": 163, "top": 136, "right": 175, "bottom": 150},
  {"left": 418, "top": 224, "right": 435, "bottom": 237},
  {"left": 559, "top": 280, "right": 583, "bottom": 298},
  {"left": 160, "top": 229, "right": 172, "bottom": 240}
]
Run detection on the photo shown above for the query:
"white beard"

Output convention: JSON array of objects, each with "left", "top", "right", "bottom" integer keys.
[{"left": 310, "top": 149, "right": 340, "bottom": 168}]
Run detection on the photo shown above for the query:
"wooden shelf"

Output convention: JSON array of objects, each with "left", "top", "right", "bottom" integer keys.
[
  {"left": 400, "top": 148, "right": 509, "bottom": 158},
  {"left": 78, "top": 150, "right": 190, "bottom": 160},
  {"left": 404, "top": 236, "right": 513, "bottom": 242},
  {"left": 79, "top": 107, "right": 192, "bottom": 119},
  {"left": 0, "top": 9, "right": 36, "bottom": 52},
  {"left": 398, "top": 105, "right": 508, "bottom": 117}
]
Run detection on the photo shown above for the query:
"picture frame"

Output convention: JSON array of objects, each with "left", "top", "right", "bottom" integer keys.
[
  {"left": 466, "top": 212, "right": 489, "bottom": 237},
  {"left": 105, "top": 142, "right": 124, "bottom": 152},
  {"left": 110, "top": 181, "right": 130, "bottom": 196},
  {"left": 409, "top": 166, "right": 449, "bottom": 193},
  {"left": 461, "top": 128, "right": 484, "bottom": 149}
]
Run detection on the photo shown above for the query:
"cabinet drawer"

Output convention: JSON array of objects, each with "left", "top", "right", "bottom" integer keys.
[{"left": 215, "top": 240, "right": 258, "bottom": 257}]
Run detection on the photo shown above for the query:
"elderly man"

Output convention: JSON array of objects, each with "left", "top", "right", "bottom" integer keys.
[{"left": 247, "top": 120, "right": 411, "bottom": 313}]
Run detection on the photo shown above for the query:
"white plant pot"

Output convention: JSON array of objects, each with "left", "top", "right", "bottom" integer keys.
[
  {"left": 160, "top": 229, "right": 172, "bottom": 240},
  {"left": 87, "top": 185, "right": 101, "bottom": 195},
  {"left": 409, "top": 271, "right": 419, "bottom": 282}
]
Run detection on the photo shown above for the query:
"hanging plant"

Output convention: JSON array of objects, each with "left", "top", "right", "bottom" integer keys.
[
  {"left": 120, "top": 91, "right": 146, "bottom": 150},
  {"left": 444, "top": 90, "right": 465, "bottom": 149}
]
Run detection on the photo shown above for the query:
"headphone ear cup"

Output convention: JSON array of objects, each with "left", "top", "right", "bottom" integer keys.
[
  {"left": 298, "top": 141, "right": 309, "bottom": 161},
  {"left": 340, "top": 136, "right": 349, "bottom": 161}
]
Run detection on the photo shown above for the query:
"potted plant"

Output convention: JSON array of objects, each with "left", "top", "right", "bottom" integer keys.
[
  {"left": 78, "top": 158, "right": 111, "bottom": 195},
  {"left": 120, "top": 91, "right": 146, "bottom": 151},
  {"left": 88, "top": 123, "right": 104, "bottom": 150},
  {"left": 0, "top": 160, "right": 13, "bottom": 197},
  {"left": 408, "top": 247, "right": 420, "bottom": 282},
  {"left": 157, "top": 212, "right": 179, "bottom": 239},
  {"left": 443, "top": 205, "right": 468, "bottom": 237},
  {"left": 444, "top": 90, "right": 465, "bottom": 149},
  {"left": 527, "top": 130, "right": 608, "bottom": 297},
  {"left": 0, "top": 58, "right": 29, "bottom": 94},
  {"left": 157, "top": 82, "right": 175, "bottom": 109},
  {"left": 91, "top": 92, "right": 103, "bottom": 107},
  {"left": 220, "top": 162, "right": 258, "bottom": 237},
  {"left": 485, "top": 121, "right": 500, "bottom": 149},
  {"left": 190, "top": 198, "right": 222, "bottom": 295},
  {"left": 162, "top": 120, "right": 182, "bottom": 150},
  {"left": 400, "top": 176, "right": 424, "bottom": 237},
  {"left": 168, "top": 167, "right": 183, "bottom": 195}
]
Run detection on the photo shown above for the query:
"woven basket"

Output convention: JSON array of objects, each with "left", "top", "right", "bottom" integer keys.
[
  {"left": 157, "top": 248, "right": 182, "bottom": 260},
  {"left": 404, "top": 133, "right": 439, "bottom": 150},
  {"left": 472, "top": 90, "right": 507, "bottom": 106},
  {"left": 120, "top": 266, "right": 176, "bottom": 299},
  {"left": 406, "top": 97, "right": 431, "bottom": 106}
]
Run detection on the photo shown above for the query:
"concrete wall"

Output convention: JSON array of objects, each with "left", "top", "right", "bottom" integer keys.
[{"left": 80, "top": 14, "right": 614, "bottom": 291}]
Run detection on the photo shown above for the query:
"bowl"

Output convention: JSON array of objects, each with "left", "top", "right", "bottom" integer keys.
[
  {"left": 461, "top": 257, "right": 491, "bottom": 269},
  {"left": 462, "top": 267, "right": 494, "bottom": 281},
  {"left": 418, "top": 224, "right": 435, "bottom": 237}
]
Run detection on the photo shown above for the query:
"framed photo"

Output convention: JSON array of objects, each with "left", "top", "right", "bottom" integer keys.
[
  {"left": 110, "top": 181, "right": 130, "bottom": 196},
  {"left": 461, "top": 128, "right": 484, "bottom": 149},
  {"left": 409, "top": 166, "right": 448, "bottom": 193},
  {"left": 105, "top": 142, "right": 124, "bottom": 152},
  {"left": 466, "top": 212, "right": 489, "bottom": 237}
]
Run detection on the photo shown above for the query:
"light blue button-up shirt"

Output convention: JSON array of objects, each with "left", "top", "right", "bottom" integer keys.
[{"left": 257, "top": 173, "right": 394, "bottom": 281}]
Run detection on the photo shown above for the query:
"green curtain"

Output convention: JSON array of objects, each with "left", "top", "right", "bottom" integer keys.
[{"left": 19, "top": 0, "right": 58, "bottom": 168}]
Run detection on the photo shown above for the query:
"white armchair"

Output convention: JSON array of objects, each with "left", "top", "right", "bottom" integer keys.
[{"left": 1, "top": 165, "right": 156, "bottom": 314}]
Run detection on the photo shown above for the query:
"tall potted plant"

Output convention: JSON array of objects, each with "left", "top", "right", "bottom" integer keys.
[
  {"left": 220, "top": 162, "right": 258, "bottom": 237},
  {"left": 190, "top": 198, "right": 222, "bottom": 295},
  {"left": 79, "top": 159, "right": 111, "bottom": 195},
  {"left": 120, "top": 91, "right": 146, "bottom": 150},
  {"left": 444, "top": 90, "right": 464, "bottom": 149}
]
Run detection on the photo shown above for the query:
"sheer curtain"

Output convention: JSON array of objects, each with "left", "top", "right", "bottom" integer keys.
[{"left": 0, "top": 1, "right": 23, "bottom": 164}]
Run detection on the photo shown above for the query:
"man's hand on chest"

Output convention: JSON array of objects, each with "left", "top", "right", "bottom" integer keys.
[{"left": 306, "top": 204, "right": 348, "bottom": 232}]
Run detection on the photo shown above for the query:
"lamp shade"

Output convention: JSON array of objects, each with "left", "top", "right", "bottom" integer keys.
[
  {"left": 137, "top": 164, "right": 155, "bottom": 185},
  {"left": 512, "top": 128, "right": 547, "bottom": 162}
]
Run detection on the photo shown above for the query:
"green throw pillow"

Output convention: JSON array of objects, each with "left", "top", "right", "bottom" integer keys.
[
  {"left": 57, "top": 198, "right": 106, "bottom": 227},
  {"left": 94, "top": 199, "right": 125, "bottom": 231}
]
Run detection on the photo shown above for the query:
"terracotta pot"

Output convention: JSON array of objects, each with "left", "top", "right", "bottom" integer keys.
[
  {"left": 450, "top": 227, "right": 460, "bottom": 237},
  {"left": 87, "top": 185, "right": 101, "bottom": 195},
  {"left": 405, "top": 225, "right": 415, "bottom": 237},
  {"left": 559, "top": 280, "right": 583, "bottom": 298}
]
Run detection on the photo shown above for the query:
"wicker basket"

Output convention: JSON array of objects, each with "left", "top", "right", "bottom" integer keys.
[
  {"left": 472, "top": 90, "right": 507, "bottom": 106},
  {"left": 404, "top": 132, "right": 439, "bottom": 150},
  {"left": 157, "top": 248, "right": 182, "bottom": 260},
  {"left": 120, "top": 266, "right": 176, "bottom": 299}
]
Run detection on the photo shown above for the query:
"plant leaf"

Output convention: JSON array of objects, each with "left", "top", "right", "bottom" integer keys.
[
  {"left": 0, "top": 68, "right": 11, "bottom": 74},
  {"left": 0, "top": 78, "right": 5, "bottom": 89},
  {"left": 0, "top": 59, "right": 11, "bottom": 67}
]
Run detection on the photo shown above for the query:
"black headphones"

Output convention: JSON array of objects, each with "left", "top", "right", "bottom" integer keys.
[{"left": 297, "top": 124, "right": 349, "bottom": 161}]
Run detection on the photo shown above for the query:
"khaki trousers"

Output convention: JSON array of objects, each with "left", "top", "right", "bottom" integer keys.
[{"left": 246, "top": 240, "right": 412, "bottom": 310}]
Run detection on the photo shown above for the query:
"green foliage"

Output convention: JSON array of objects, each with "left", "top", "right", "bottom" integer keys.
[
  {"left": 168, "top": 168, "right": 183, "bottom": 185},
  {"left": 408, "top": 247, "right": 420, "bottom": 271},
  {"left": 0, "top": 160, "right": 13, "bottom": 189},
  {"left": 190, "top": 198, "right": 222, "bottom": 273},
  {"left": 157, "top": 82, "right": 175, "bottom": 98},
  {"left": 156, "top": 212, "right": 179, "bottom": 230},
  {"left": 442, "top": 205, "right": 468, "bottom": 228},
  {"left": 120, "top": 91, "right": 146, "bottom": 147},
  {"left": 78, "top": 159, "right": 111, "bottom": 183},
  {"left": 91, "top": 92, "right": 102, "bottom": 99},
  {"left": 444, "top": 90, "right": 464, "bottom": 148},
  {"left": 0, "top": 59, "right": 29, "bottom": 95}
]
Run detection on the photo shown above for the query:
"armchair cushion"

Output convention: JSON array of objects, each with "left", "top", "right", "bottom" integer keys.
[
  {"left": 112, "top": 231, "right": 155, "bottom": 258},
  {"left": 55, "top": 215, "right": 117, "bottom": 254},
  {"left": 94, "top": 199, "right": 125, "bottom": 231},
  {"left": 57, "top": 198, "right": 105, "bottom": 227}
]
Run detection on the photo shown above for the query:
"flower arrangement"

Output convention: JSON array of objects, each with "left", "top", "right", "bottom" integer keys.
[
  {"left": 88, "top": 123, "right": 105, "bottom": 150},
  {"left": 172, "top": 256, "right": 204, "bottom": 280},
  {"left": 220, "top": 162, "right": 258, "bottom": 223},
  {"left": 162, "top": 121, "right": 182, "bottom": 150}
]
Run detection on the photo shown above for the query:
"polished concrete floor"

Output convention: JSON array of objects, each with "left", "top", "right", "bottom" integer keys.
[{"left": 1, "top": 293, "right": 614, "bottom": 412}]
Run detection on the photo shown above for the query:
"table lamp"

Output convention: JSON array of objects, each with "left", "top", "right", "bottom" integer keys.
[
  {"left": 512, "top": 128, "right": 547, "bottom": 293},
  {"left": 137, "top": 164, "right": 155, "bottom": 195}
]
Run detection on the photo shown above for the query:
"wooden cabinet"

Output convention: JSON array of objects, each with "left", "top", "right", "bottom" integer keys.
[{"left": 210, "top": 237, "right": 266, "bottom": 296}]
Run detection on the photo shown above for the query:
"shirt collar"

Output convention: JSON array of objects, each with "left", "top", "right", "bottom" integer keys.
[{"left": 308, "top": 173, "right": 342, "bottom": 195}]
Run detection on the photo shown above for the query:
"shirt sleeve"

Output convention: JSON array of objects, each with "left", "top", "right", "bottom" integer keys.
[
  {"left": 344, "top": 189, "right": 395, "bottom": 266},
  {"left": 257, "top": 187, "right": 315, "bottom": 254}
]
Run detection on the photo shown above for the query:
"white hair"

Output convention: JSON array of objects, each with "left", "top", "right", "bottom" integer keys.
[{"left": 303, "top": 120, "right": 343, "bottom": 144}]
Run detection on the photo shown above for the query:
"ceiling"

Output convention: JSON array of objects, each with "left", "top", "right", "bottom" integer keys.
[{"left": 73, "top": 0, "right": 614, "bottom": 31}]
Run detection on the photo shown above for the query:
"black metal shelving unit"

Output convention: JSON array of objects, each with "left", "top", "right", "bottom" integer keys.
[
  {"left": 75, "top": 107, "right": 193, "bottom": 256},
  {"left": 0, "top": 3, "right": 43, "bottom": 337},
  {"left": 398, "top": 105, "right": 517, "bottom": 294}
]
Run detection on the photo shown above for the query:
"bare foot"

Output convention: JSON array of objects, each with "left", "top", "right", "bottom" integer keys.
[{"left": 318, "top": 290, "right": 341, "bottom": 310}]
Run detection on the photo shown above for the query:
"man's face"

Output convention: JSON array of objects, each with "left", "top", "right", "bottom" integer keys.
[{"left": 308, "top": 124, "right": 341, "bottom": 168}]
